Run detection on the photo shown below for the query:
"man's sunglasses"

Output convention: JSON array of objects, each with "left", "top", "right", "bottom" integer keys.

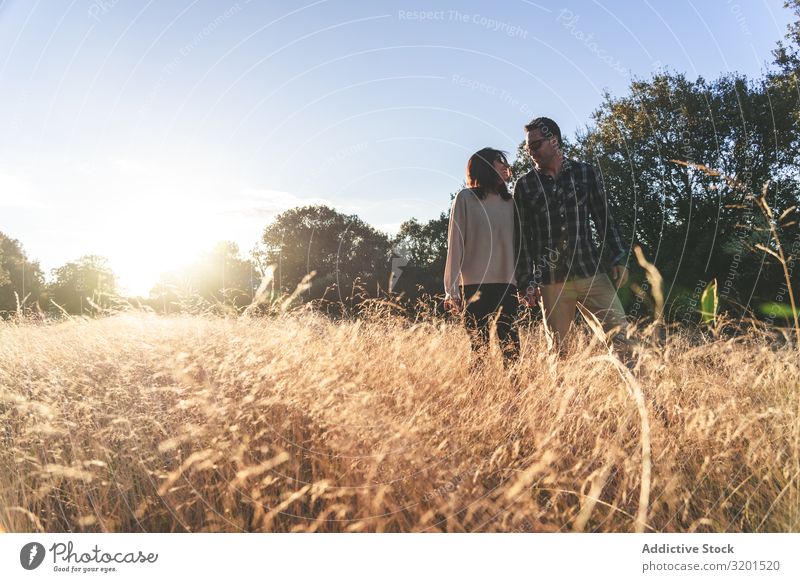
[{"left": 525, "top": 138, "right": 548, "bottom": 152}]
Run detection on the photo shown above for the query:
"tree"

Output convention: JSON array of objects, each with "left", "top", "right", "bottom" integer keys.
[
  {"left": 498, "top": 3, "right": 800, "bottom": 323},
  {"left": 151, "top": 241, "right": 257, "bottom": 312},
  {"left": 0, "top": 233, "right": 45, "bottom": 316},
  {"left": 564, "top": 18, "right": 800, "bottom": 320},
  {"left": 256, "top": 205, "right": 393, "bottom": 300},
  {"left": 49, "top": 255, "right": 118, "bottom": 315},
  {"left": 543, "top": 70, "right": 798, "bottom": 320},
  {"left": 773, "top": 0, "right": 800, "bottom": 76},
  {"left": 391, "top": 213, "right": 449, "bottom": 298}
]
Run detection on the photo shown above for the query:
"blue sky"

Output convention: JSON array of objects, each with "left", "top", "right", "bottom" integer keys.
[{"left": 0, "top": 0, "right": 793, "bottom": 294}]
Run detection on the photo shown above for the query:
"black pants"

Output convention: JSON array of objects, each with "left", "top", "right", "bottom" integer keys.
[{"left": 462, "top": 283, "right": 520, "bottom": 360}]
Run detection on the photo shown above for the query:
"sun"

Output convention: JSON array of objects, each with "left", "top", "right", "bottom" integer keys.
[{"left": 101, "top": 203, "right": 224, "bottom": 297}]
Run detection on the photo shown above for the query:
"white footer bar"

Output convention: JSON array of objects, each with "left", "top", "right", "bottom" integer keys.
[{"left": 1, "top": 533, "right": 798, "bottom": 581}]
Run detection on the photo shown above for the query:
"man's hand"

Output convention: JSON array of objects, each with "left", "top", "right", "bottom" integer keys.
[
  {"left": 444, "top": 296, "right": 462, "bottom": 314},
  {"left": 610, "top": 264, "right": 629, "bottom": 288}
]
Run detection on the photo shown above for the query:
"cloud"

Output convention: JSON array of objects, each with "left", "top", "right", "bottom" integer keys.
[
  {"left": 375, "top": 222, "right": 403, "bottom": 236},
  {"left": 216, "top": 188, "right": 332, "bottom": 219}
]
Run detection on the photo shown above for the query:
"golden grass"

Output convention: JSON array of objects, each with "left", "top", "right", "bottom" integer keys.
[{"left": 0, "top": 312, "right": 798, "bottom": 532}]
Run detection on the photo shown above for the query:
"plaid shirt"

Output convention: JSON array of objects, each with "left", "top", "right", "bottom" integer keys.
[{"left": 513, "top": 158, "right": 628, "bottom": 289}]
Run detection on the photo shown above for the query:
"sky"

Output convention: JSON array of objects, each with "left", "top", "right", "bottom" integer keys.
[{"left": 0, "top": 0, "right": 794, "bottom": 296}]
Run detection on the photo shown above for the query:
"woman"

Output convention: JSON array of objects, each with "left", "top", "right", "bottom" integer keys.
[{"left": 444, "top": 147, "right": 520, "bottom": 361}]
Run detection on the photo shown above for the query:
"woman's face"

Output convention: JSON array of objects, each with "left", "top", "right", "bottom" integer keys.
[{"left": 493, "top": 158, "right": 512, "bottom": 183}]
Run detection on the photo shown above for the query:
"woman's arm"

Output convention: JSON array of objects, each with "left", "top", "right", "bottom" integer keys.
[{"left": 443, "top": 191, "right": 466, "bottom": 303}]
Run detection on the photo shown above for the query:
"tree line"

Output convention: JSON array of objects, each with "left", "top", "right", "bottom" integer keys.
[{"left": 3, "top": 1, "right": 798, "bottom": 322}]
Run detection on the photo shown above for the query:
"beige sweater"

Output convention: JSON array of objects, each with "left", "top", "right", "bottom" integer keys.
[{"left": 444, "top": 188, "right": 517, "bottom": 299}]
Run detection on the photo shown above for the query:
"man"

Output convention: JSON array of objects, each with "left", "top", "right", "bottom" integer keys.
[{"left": 514, "top": 117, "right": 630, "bottom": 353}]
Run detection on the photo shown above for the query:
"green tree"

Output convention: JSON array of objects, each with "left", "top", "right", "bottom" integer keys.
[
  {"left": 49, "top": 255, "right": 118, "bottom": 315},
  {"left": 773, "top": 0, "right": 800, "bottom": 75},
  {"left": 0, "top": 233, "right": 45, "bottom": 316},
  {"left": 391, "top": 213, "right": 449, "bottom": 298},
  {"left": 505, "top": 3, "right": 800, "bottom": 322},
  {"left": 256, "top": 205, "right": 393, "bottom": 299},
  {"left": 152, "top": 241, "right": 257, "bottom": 312},
  {"left": 582, "top": 77, "right": 791, "bottom": 316},
  {"left": 568, "top": 31, "right": 800, "bottom": 319}
]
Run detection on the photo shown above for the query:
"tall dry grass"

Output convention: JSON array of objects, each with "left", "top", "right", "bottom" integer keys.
[{"left": 0, "top": 311, "right": 798, "bottom": 532}]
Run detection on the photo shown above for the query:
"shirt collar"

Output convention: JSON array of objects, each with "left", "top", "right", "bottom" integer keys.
[{"left": 534, "top": 157, "right": 574, "bottom": 182}]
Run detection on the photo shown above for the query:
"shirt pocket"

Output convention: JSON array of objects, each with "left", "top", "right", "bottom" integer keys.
[
  {"left": 522, "top": 185, "right": 544, "bottom": 212},
  {"left": 566, "top": 180, "right": 589, "bottom": 207}
]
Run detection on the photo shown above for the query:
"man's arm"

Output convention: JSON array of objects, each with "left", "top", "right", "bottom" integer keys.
[
  {"left": 587, "top": 165, "right": 629, "bottom": 286},
  {"left": 513, "top": 178, "right": 539, "bottom": 304}
]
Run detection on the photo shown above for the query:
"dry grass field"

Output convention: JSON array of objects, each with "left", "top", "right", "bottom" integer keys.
[{"left": 0, "top": 311, "right": 798, "bottom": 533}]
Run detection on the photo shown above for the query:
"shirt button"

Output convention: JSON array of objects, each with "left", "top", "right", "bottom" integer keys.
[{"left": 561, "top": 225, "right": 566, "bottom": 231}]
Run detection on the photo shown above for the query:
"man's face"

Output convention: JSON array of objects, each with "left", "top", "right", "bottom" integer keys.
[{"left": 525, "top": 128, "right": 558, "bottom": 166}]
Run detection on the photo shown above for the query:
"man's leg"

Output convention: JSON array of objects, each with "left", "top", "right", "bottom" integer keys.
[
  {"left": 576, "top": 274, "right": 627, "bottom": 332},
  {"left": 540, "top": 280, "right": 578, "bottom": 352},
  {"left": 577, "top": 273, "right": 633, "bottom": 361}
]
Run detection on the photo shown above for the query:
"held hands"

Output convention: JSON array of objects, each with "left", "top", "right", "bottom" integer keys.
[
  {"left": 444, "top": 296, "right": 463, "bottom": 314},
  {"left": 520, "top": 285, "right": 541, "bottom": 308},
  {"left": 610, "top": 264, "right": 629, "bottom": 289}
]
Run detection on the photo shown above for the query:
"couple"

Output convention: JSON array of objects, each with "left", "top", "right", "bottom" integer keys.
[{"left": 444, "top": 117, "right": 629, "bottom": 361}]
